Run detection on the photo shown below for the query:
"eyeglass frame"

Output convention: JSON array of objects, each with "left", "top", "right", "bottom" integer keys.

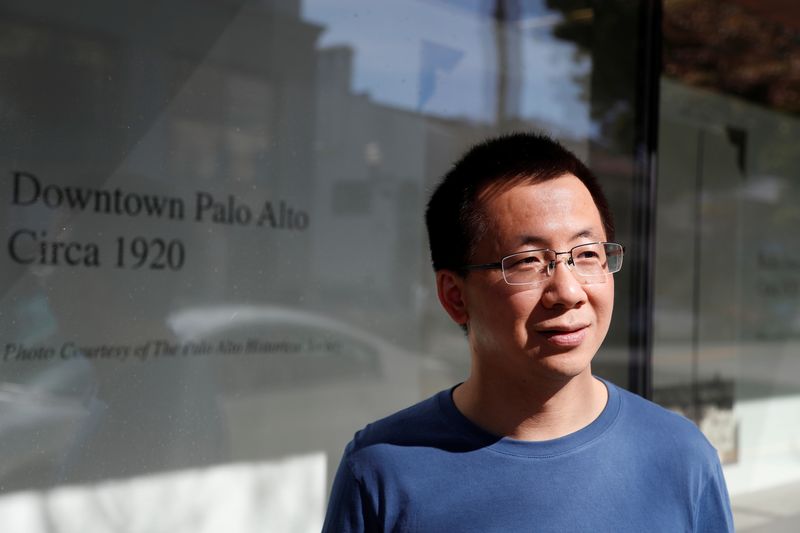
[{"left": 458, "top": 241, "right": 625, "bottom": 286}]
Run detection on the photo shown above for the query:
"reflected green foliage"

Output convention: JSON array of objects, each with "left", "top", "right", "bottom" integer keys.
[{"left": 546, "top": 0, "right": 641, "bottom": 147}]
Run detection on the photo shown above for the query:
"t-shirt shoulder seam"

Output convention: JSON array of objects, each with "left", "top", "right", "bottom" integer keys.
[
  {"left": 692, "top": 462, "right": 726, "bottom": 530},
  {"left": 342, "top": 448, "right": 381, "bottom": 526}
]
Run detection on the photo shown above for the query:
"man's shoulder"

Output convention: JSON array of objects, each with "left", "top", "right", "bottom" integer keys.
[
  {"left": 610, "top": 381, "right": 718, "bottom": 461},
  {"left": 614, "top": 382, "right": 705, "bottom": 433},
  {"left": 342, "top": 387, "right": 479, "bottom": 467},
  {"left": 344, "top": 388, "right": 448, "bottom": 452}
]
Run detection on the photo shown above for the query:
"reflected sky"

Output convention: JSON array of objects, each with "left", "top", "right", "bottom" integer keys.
[{"left": 302, "top": 0, "right": 592, "bottom": 136}]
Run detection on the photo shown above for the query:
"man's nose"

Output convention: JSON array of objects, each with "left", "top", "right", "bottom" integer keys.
[{"left": 540, "top": 258, "right": 586, "bottom": 308}]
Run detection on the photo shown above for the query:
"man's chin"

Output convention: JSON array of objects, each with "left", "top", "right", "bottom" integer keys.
[{"left": 529, "top": 347, "right": 596, "bottom": 380}]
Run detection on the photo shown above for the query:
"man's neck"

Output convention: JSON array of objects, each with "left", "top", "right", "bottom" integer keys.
[{"left": 452, "top": 369, "right": 608, "bottom": 441}]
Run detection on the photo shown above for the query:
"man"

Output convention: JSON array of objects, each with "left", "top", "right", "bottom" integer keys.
[{"left": 322, "top": 133, "right": 734, "bottom": 532}]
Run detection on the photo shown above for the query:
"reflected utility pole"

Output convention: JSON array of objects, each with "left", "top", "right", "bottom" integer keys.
[{"left": 492, "top": 0, "right": 521, "bottom": 129}]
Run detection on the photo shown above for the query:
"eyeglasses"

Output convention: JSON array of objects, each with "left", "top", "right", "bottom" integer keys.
[{"left": 460, "top": 242, "right": 624, "bottom": 286}]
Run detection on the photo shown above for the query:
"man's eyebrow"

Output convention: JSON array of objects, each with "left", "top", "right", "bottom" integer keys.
[
  {"left": 516, "top": 229, "right": 602, "bottom": 248},
  {"left": 573, "top": 229, "right": 602, "bottom": 240},
  {"left": 517, "top": 235, "right": 547, "bottom": 247}
]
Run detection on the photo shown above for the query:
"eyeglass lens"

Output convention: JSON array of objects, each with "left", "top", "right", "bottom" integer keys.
[{"left": 501, "top": 243, "right": 623, "bottom": 285}]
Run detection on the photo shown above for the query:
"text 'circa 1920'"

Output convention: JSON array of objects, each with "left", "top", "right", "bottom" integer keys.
[{"left": 5, "top": 171, "right": 310, "bottom": 270}]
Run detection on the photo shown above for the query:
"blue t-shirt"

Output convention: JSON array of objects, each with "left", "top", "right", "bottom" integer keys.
[{"left": 322, "top": 379, "right": 734, "bottom": 532}]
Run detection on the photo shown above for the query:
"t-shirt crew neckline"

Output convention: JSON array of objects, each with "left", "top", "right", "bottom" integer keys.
[{"left": 437, "top": 376, "right": 621, "bottom": 458}]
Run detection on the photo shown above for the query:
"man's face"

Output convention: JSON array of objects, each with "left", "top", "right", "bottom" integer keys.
[{"left": 460, "top": 174, "right": 614, "bottom": 383}]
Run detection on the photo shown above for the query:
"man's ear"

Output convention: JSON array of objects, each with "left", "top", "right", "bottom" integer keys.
[{"left": 436, "top": 270, "right": 469, "bottom": 326}]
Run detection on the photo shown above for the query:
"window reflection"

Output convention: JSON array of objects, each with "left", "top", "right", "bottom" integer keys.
[
  {"left": 657, "top": 1, "right": 800, "bottom": 529},
  {"left": 303, "top": 0, "right": 592, "bottom": 134},
  {"left": 0, "top": 0, "right": 640, "bottom": 530}
]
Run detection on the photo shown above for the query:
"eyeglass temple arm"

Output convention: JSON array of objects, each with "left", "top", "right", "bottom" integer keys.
[{"left": 459, "top": 261, "right": 502, "bottom": 271}]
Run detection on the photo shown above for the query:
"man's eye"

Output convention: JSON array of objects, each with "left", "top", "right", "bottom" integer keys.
[
  {"left": 577, "top": 251, "right": 600, "bottom": 260},
  {"left": 511, "top": 256, "right": 543, "bottom": 268}
]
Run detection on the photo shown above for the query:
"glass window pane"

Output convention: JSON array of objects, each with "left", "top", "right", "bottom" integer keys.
[
  {"left": 0, "top": 0, "right": 642, "bottom": 529},
  {"left": 657, "top": 1, "right": 800, "bottom": 529}
]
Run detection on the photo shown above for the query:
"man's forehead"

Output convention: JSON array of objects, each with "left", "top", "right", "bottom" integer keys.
[{"left": 474, "top": 176, "right": 607, "bottom": 248}]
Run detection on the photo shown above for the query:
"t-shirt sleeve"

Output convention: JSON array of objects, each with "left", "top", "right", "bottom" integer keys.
[
  {"left": 694, "top": 460, "right": 735, "bottom": 532},
  {"left": 322, "top": 451, "right": 377, "bottom": 533}
]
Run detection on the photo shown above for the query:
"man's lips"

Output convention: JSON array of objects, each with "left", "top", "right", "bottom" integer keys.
[{"left": 535, "top": 324, "right": 590, "bottom": 347}]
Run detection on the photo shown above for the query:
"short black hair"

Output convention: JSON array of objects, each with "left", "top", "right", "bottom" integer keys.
[{"left": 425, "top": 132, "right": 614, "bottom": 272}]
